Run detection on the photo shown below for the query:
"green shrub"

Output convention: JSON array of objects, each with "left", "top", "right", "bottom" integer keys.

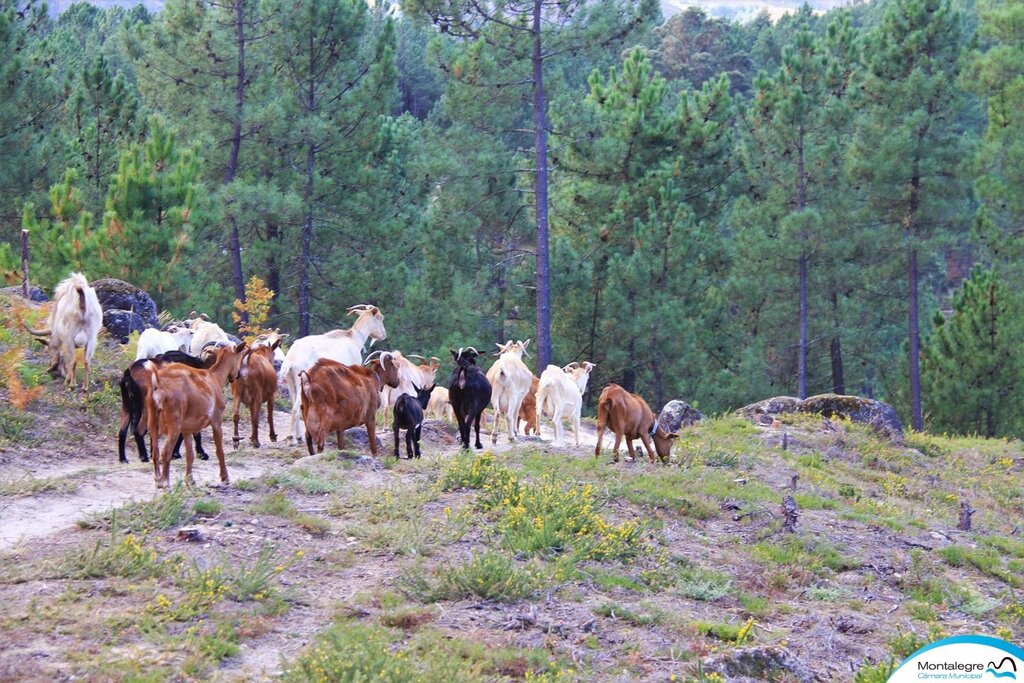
[{"left": 400, "top": 552, "right": 537, "bottom": 604}]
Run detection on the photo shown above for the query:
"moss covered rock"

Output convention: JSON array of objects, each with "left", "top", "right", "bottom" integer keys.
[
  {"left": 738, "top": 393, "right": 904, "bottom": 442},
  {"left": 703, "top": 645, "right": 814, "bottom": 682}
]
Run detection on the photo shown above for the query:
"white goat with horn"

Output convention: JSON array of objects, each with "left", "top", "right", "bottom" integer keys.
[
  {"left": 536, "top": 361, "right": 595, "bottom": 446},
  {"left": 486, "top": 339, "right": 533, "bottom": 444},
  {"left": 280, "top": 305, "right": 387, "bottom": 445}
]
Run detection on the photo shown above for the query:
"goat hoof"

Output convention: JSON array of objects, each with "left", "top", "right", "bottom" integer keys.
[
  {"left": 171, "top": 452, "right": 182, "bottom": 460},
  {"left": 139, "top": 456, "right": 149, "bottom": 464},
  {"left": 251, "top": 441, "right": 260, "bottom": 448},
  {"left": 197, "top": 453, "right": 210, "bottom": 461},
  {"left": 269, "top": 435, "right": 277, "bottom": 443},
  {"left": 232, "top": 437, "right": 241, "bottom": 446}
]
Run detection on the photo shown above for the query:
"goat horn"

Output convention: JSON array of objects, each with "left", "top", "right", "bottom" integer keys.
[
  {"left": 346, "top": 304, "right": 372, "bottom": 314},
  {"left": 364, "top": 350, "right": 384, "bottom": 362},
  {"left": 407, "top": 354, "right": 427, "bottom": 362},
  {"left": 465, "top": 347, "right": 479, "bottom": 356}
]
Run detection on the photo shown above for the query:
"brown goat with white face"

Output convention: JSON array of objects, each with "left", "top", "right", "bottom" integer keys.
[
  {"left": 594, "top": 383, "right": 678, "bottom": 464},
  {"left": 146, "top": 342, "right": 248, "bottom": 488},
  {"left": 231, "top": 336, "right": 282, "bottom": 448}
]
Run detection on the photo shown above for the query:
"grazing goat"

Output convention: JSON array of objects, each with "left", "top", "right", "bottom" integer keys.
[
  {"left": 393, "top": 383, "right": 433, "bottom": 459},
  {"left": 186, "top": 318, "right": 231, "bottom": 355},
  {"left": 281, "top": 304, "right": 387, "bottom": 445},
  {"left": 536, "top": 361, "right": 595, "bottom": 445},
  {"left": 118, "top": 349, "right": 213, "bottom": 464},
  {"left": 145, "top": 342, "right": 248, "bottom": 488},
  {"left": 594, "top": 383, "right": 678, "bottom": 464},
  {"left": 231, "top": 335, "right": 282, "bottom": 448},
  {"left": 23, "top": 272, "right": 102, "bottom": 393},
  {"left": 448, "top": 347, "right": 492, "bottom": 450},
  {"left": 380, "top": 353, "right": 440, "bottom": 428},
  {"left": 135, "top": 325, "right": 194, "bottom": 360},
  {"left": 299, "top": 352, "right": 399, "bottom": 455},
  {"left": 486, "top": 340, "right": 533, "bottom": 444},
  {"left": 426, "top": 385, "right": 455, "bottom": 421},
  {"left": 517, "top": 376, "right": 540, "bottom": 436}
]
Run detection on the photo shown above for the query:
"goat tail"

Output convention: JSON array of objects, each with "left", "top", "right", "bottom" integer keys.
[
  {"left": 299, "top": 370, "right": 312, "bottom": 401},
  {"left": 76, "top": 284, "right": 86, "bottom": 315},
  {"left": 13, "top": 307, "right": 51, "bottom": 337},
  {"left": 535, "top": 383, "right": 550, "bottom": 418}
]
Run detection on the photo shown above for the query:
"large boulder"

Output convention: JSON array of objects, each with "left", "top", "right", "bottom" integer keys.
[
  {"left": 737, "top": 393, "right": 904, "bottom": 442},
  {"left": 0, "top": 285, "right": 47, "bottom": 302},
  {"left": 657, "top": 399, "right": 703, "bottom": 433},
  {"left": 90, "top": 278, "right": 158, "bottom": 330},
  {"left": 103, "top": 309, "right": 146, "bottom": 344}
]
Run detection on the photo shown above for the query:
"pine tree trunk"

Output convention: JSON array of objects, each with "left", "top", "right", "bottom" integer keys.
[
  {"left": 532, "top": 0, "right": 551, "bottom": 371},
  {"left": 266, "top": 220, "right": 280, "bottom": 318},
  {"left": 829, "top": 288, "right": 845, "bottom": 395},
  {"left": 299, "top": 143, "right": 314, "bottom": 337},
  {"left": 226, "top": 0, "right": 248, "bottom": 320},
  {"left": 796, "top": 125, "right": 808, "bottom": 399},
  {"left": 799, "top": 251, "right": 808, "bottom": 399},
  {"left": 908, "top": 245, "right": 923, "bottom": 431}
]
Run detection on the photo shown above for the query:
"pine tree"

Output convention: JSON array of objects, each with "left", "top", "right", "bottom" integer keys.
[
  {"left": 922, "top": 267, "right": 1024, "bottom": 437},
  {"left": 737, "top": 7, "right": 855, "bottom": 398},
  {"left": 64, "top": 54, "right": 143, "bottom": 215},
  {"left": 404, "top": 0, "right": 658, "bottom": 370},
  {"left": 552, "top": 47, "right": 736, "bottom": 406},
  {"left": 265, "top": 0, "right": 396, "bottom": 335},
  {"left": 99, "top": 118, "right": 205, "bottom": 303},
  {"left": 849, "top": 0, "right": 971, "bottom": 429}
]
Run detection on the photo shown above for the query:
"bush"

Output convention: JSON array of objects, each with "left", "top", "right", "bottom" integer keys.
[{"left": 400, "top": 551, "right": 538, "bottom": 604}]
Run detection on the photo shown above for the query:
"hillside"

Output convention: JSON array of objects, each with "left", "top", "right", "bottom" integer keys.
[{"left": 1, "top": 297, "right": 1022, "bottom": 682}]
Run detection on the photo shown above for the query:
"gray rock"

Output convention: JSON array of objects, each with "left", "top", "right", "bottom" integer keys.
[
  {"left": 90, "top": 278, "right": 158, "bottom": 330},
  {"left": 0, "top": 285, "right": 47, "bottom": 302},
  {"left": 737, "top": 393, "right": 904, "bottom": 443},
  {"left": 703, "top": 645, "right": 814, "bottom": 683},
  {"left": 103, "top": 309, "right": 146, "bottom": 344},
  {"left": 658, "top": 399, "right": 703, "bottom": 433}
]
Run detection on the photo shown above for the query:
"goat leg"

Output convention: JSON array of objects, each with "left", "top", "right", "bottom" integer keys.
[
  {"left": 393, "top": 422, "right": 401, "bottom": 459},
  {"left": 183, "top": 432, "right": 196, "bottom": 488},
  {"left": 211, "top": 422, "right": 229, "bottom": 485},
  {"left": 613, "top": 432, "right": 624, "bottom": 463},
  {"left": 406, "top": 427, "right": 414, "bottom": 459},
  {"left": 414, "top": 424, "right": 422, "bottom": 458},
  {"left": 172, "top": 433, "right": 185, "bottom": 460},
  {"left": 195, "top": 433, "right": 209, "bottom": 460},
  {"left": 266, "top": 397, "right": 277, "bottom": 443},
  {"left": 232, "top": 390, "right": 242, "bottom": 446},
  {"left": 473, "top": 411, "right": 484, "bottom": 450},
  {"left": 250, "top": 400, "right": 261, "bottom": 448}
]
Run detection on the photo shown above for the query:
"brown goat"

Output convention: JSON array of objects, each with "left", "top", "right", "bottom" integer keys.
[
  {"left": 231, "top": 339, "right": 281, "bottom": 448},
  {"left": 146, "top": 342, "right": 248, "bottom": 488},
  {"left": 594, "top": 383, "right": 678, "bottom": 464},
  {"left": 517, "top": 375, "right": 540, "bottom": 436},
  {"left": 299, "top": 353, "right": 399, "bottom": 456}
]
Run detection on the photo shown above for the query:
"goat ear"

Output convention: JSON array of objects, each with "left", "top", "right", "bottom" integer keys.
[
  {"left": 271, "top": 338, "right": 282, "bottom": 351},
  {"left": 522, "top": 339, "right": 531, "bottom": 349},
  {"left": 234, "top": 341, "right": 247, "bottom": 353}
]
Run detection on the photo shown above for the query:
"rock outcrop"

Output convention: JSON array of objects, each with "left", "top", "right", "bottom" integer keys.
[
  {"left": 657, "top": 399, "right": 704, "bottom": 433},
  {"left": 738, "top": 393, "right": 904, "bottom": 442}
]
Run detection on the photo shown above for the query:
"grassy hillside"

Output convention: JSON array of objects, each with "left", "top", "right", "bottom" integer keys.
[{"left": 0, "top": 296, "right": 1022, "bottom": 681}]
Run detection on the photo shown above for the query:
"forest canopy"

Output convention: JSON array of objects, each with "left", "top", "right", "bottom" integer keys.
[{"left": 2, "top": 0, "right": 1019, "bottom": 437}]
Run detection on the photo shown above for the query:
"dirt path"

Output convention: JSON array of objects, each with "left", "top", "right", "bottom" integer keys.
[{"left": 0, "top": 407, "right": 611, "bottom": 550}]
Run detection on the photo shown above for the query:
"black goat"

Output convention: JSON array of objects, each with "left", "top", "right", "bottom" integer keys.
[
  {"left": 393, "top": 383, "right": 433, "bottom": 459},
  {"left": 118, "top": 350, "right": 212, "bottom": 464},
  {"left": 448, "top": 347, "right": 492, "bottom": 450}
]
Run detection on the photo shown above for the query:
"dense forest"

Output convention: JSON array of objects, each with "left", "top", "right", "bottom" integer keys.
[{"left": 1, "top": 0, "right": 1021, "bottom": 437}]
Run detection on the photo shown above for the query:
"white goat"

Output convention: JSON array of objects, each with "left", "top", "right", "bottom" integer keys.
[
  {"left": 135, "top": 325, "right": 194, "bottom": 360},
  {"left": 23, "top": 272, "right": 102, "bottom": 394},
  {"left": 187, "top": 318, "right": 231, "bottom": 355},
  {"left": 486, "top": 339, "right": 533, "bottom": 444},
  {"left": 380, "top": 353, "right": 439, "bottom": 428},
  {"left": 280, "top": 304, "right": 387, "bottom": 445},
  {"left": 536, "top": 361, "right": 595, "bottom": 446},
  {"left": 426, "top": 386, "right": 454, "bottom": 421}
]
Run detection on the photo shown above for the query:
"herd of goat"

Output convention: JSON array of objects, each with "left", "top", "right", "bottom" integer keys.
[{"left": 18, "top": 273, "right": 681, "bottom": 490}]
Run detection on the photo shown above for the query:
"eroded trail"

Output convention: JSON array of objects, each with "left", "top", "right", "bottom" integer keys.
[{"left": 0, "top": 407, "right": 608, "bottom": 550}]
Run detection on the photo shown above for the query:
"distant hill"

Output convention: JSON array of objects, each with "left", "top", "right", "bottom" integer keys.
[{"left": 49, "top": 0, "right": 857, "bottom": 22}]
